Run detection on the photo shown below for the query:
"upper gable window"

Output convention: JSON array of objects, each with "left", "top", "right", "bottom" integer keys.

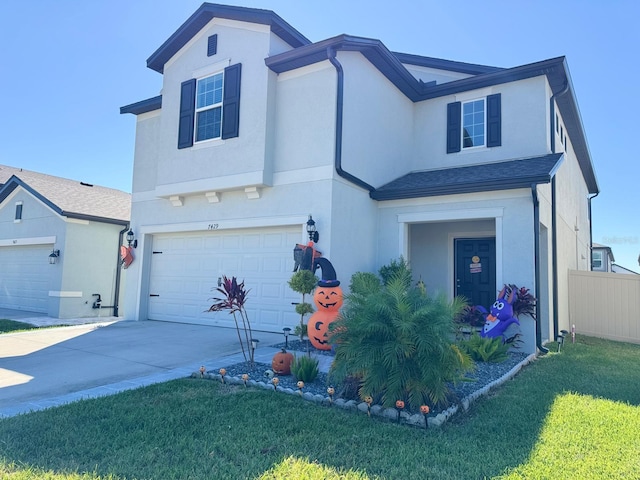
[
  {"left": 14, "top": 202, "right": 22, "bottom": 222},
  {"left": 178, "top": 63, "right": 242, "bottom": 149},
  {"left": 447, "top": 93, "right": 501, "bottom": 153},
  {"left": 195, "top": 72, "right": 224, "bottom": 142},
  {"left": 462, "top": 99, "right": 485, "bottom": 148}
]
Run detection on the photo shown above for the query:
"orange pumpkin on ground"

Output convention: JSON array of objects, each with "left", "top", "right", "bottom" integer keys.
[{"left": 271, "top": 348, "right": 294, "bottom": 375}]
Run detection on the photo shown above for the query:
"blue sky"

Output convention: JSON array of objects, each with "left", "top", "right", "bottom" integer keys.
[{"left": 1, "top": 0, "right": 638, "bottom": 271}]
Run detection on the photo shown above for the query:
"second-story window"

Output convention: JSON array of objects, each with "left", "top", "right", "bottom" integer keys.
[
  {"left": 178, "top": 63, "right": 242, "bottom": 149},
  {"left": 447, "top": 93, "right": 501, "bottom": 153},
  {"left": 195, "top": 72, "right": 224, "bottom": 142},
  {"left": 462, "top": 99, "right": 485, "bottom": 148}
]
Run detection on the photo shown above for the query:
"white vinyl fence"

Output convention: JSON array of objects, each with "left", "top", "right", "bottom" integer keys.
[{"left": 568, "top": 270, "right": 640, "bottom": 344}]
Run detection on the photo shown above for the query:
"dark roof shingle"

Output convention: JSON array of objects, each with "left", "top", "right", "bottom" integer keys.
[
  {"left": 0, "top": 165, "right": 130, "bottom": 223},
  {"left": 371, "top": 154, "right": 563, "bottom": 201}
]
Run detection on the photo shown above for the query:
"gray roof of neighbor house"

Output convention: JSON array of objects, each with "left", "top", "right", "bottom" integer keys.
[
  {"left": 592, "top": 242, "right": 615, "bottom": 262},
  {"left": 371, "top": 154, "right": 564, "bottom": 200},
  {"left": 0, "top": 165, "right": 130, "bottom": 224}
]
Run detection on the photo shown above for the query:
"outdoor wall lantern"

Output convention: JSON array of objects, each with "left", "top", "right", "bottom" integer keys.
[
  {"left": 48, "top": 249, "right": 60, "bottom": 265},
  {"left": 306, "top": 215, "right": 319, "bottom": 243},
  {"left": 126, "top": 229, "right": 138, "bottom": 248}
]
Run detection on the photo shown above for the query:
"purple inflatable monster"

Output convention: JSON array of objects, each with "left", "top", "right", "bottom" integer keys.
[{"left": 478, "top": 286, "right": 520, "bottom": 342}]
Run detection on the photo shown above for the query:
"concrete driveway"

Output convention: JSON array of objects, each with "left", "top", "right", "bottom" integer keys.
[{"left": 0, "top": 313, "right": 282, "bottom": 418}]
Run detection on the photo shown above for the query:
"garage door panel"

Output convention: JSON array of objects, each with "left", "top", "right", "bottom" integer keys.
[
  {"left": 261, "top": 282, "right": 283, "bottom": 300},
  {"left": 148, "top": 227, "right": 300, "bottom": 330},
  {"left": 0, "top": 245, "right": 51, "bottom": 313},
  {"left": 242, "top": 234, "right": 261, "bottom": 249},
  {"left": 254, "top": 308, "right": 281, "bottom": 330}
]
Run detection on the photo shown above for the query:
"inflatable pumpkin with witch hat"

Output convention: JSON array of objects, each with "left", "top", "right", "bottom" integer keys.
[{"left": 308, "top": 257, "right": 342, "bottom": 350}]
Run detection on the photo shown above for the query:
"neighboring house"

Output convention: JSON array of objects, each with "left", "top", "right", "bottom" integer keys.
[
  {"left": 0, "top": 165, "right": 131, "bottom": 318},
  {"left": 591, "top": 243, "right": 614, "bottom": 272},
  {"left": 120, "top": 4, "right": 599, "bottom": 353},
  {"left": 591, "top": 243, "right": 638, "bottom": 274},
  {"left": 611, "top": 264, "right": 639, "bottom": 275}
]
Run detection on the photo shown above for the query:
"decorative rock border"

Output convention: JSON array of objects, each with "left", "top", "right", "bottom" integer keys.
[{"left": 191, "top": 352, "right": 537, "bottom": 428}]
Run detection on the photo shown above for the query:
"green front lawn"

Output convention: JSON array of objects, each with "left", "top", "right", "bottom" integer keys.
[
  {"left": 0, "top": 319, "right": 39, "bottom": 334},
  {"left": 1, "top": 335, "right": 639, "bottom": 479}
]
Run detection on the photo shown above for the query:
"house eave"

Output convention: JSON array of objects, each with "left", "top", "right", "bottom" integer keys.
[
  {"left": 61, "top": 212, "right": 130, "bottom": 226},
  {"left": 392, "top": 52, "right": 504, "bottom": 75},
  {"left": 371, "top": 176, "right": 553, "bottom": 201},
  {"left": 146, "top": 3, "right": 310, "bottom": 74},
  {"left": 120, "top": 95, "right": 162, "bottom": 115}
]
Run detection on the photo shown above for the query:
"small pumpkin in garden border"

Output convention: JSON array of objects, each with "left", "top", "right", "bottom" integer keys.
[{"left": 271, "top": 348, "right": 294, "bottom": 375}]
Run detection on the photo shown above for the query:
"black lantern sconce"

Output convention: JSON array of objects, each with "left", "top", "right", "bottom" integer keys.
[
  {"left": 48, "top": 249, "right": 60, "bottom": 265},
  {"left": 126, "top": 229, "right": 138, "bottom": 248},
  {"left": 306, "top": 215, "right": 319, "bottom": 243}
]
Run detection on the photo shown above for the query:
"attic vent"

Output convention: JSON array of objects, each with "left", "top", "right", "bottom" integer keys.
[
  {"left": 208, "top": 34, "right": 218, "bottom": 56},
  {"left": 80, "top": 181, "right": 94, "bottom": 187}
]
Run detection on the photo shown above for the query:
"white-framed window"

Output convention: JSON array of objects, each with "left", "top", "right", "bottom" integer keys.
[
  {"left": 592, "top": 250, "right": 603, "bottom": 269},
  {"left": 195, "top": 71, "right": 224, "bottom": 142},
  {"left": 178, "top": 63, "right": 241, "bottom": 149},
  {"left": 462, "top": 99, "right": 485, "bottom": 148},
  {"left": 447, "top": 94, "right": 500, "bottom": 154}
]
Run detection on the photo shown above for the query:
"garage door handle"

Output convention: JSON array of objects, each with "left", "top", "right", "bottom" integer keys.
[{"left": 149, "top": 294, "right": 160, "bottom": 297}]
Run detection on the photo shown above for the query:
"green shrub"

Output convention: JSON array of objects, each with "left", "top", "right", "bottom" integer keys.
[
  {"left": 291, "top": 355, "right": 319, "bottom": 383},
  {"left": 458, "top": 333, "right": 511, "bottom": 363},
  {"left": 288, "top": 270, "right": 318, "bottom": 341},
  {"left": 348, "top": 272, "right": 381, "bottom": 296},
  {"left": 330, "top": 264, "right": 473, "bottom": 409},
  {"left": 378, "top": 256, "right": 411, "bottom": 287}
]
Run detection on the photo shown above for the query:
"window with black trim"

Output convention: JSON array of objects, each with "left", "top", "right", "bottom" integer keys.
[
  {"left": 14, "top": 202, "right": 22, "bottom": 221},
  {"left": 177, "top": 63, "right": 242, "bottom": 149},
  {"left": 447, "top": 93, "right": 501, "bottom": 153}
]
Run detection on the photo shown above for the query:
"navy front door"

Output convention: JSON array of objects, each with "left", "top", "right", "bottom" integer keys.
[{"left": 455, "top": 238, "right": 496, "bottom": 308}]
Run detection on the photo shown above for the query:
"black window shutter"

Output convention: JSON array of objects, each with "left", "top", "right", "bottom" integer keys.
[
  {"left": 486, "top": 93, "right": 501, "bottom": 147},
  {"left": 221, "top": 63, "right": 241, "bottom": 140},
  {"left": 446, "top": 101, "right": 461, "bottom": 153},
  {"left": 207, "top": 34, "right": 218, "bottom": 57},
  {"left": 178, "top": 79, "right": 196, "bottom": 149}
]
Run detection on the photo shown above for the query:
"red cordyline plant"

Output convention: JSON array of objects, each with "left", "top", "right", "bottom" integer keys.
[
  {"left": 510, "top": 284, "right": 537, "bottom": 319},
  {"left": 208, "top": 276, "right": 254, "bottom": 362}
]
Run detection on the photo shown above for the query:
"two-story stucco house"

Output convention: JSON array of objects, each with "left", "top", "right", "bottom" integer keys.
[{"left": 121, "top": 3, "right": 598, "bottom": 354}]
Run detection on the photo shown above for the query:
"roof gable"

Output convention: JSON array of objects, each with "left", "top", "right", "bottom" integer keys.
[
  {"left": 0, "top": 165, "right": 130, "bottom": 224},
  {"left": 146, "top": 3, "right": 310, "bottom": 74}
]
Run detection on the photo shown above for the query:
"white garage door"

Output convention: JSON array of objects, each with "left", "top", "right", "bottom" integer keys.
[
  {"left": 147, "top": 227, "right": 301, "bottom": 331},
  {"left": 0, "top": 244, "right": 51, "bottom": 313}
]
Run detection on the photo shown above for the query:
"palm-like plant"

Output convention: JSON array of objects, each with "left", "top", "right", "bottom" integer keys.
[
  {"left": 208, "top": 276, "right": 254, "bottom": 362},
  {"left": 330, "top": 269, "right": 473, "bottom": 409}
]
